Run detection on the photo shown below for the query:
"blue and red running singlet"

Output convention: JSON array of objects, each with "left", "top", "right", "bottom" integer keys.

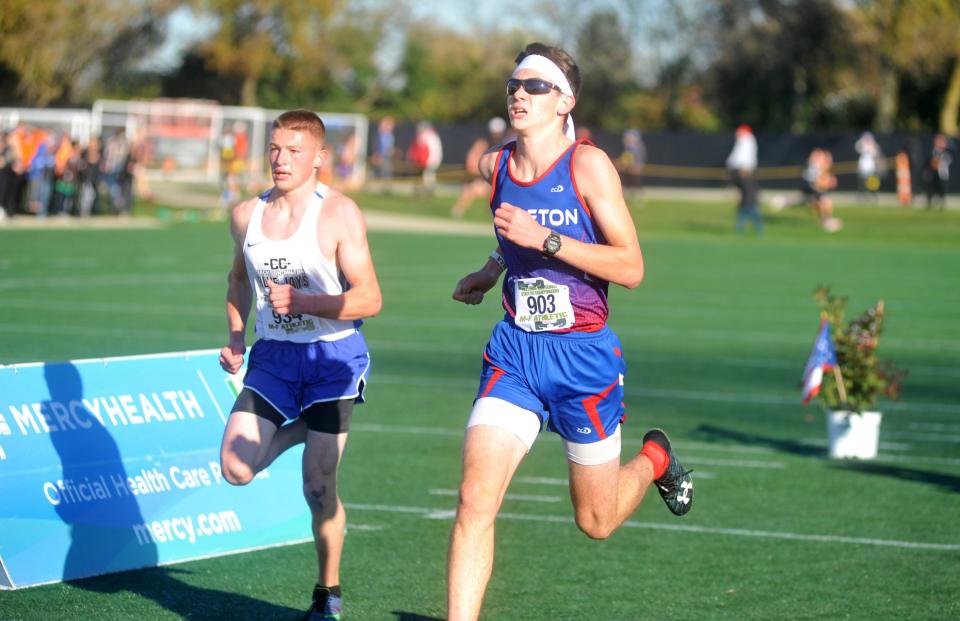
[{"left": 490, "top": 139, "right": 609, "bottom": 332}]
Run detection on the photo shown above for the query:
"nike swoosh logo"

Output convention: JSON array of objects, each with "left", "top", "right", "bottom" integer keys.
[{"left": 246, "top": 240, "right": 263, "bottom": 247}]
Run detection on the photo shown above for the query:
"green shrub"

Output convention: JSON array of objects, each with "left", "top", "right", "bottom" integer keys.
[{"left": 812, "top": 285, "right": 908, "bottom": 412}]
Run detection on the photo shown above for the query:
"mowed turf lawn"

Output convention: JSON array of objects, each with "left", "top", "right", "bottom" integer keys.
[{"left": 1, "top": 191, "right": 958, "bottom": 620}]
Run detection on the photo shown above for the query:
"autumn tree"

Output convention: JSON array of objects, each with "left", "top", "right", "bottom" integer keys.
[
  {"left": 698, "top": 0, "right": 857, "bottom": 132},
  {"left": 191, "top": 0, "right": 343, "bottom": 106},
  {"left": 395, "top": 22, "right": 526, "bottom": 122},
  {"left": 573, "top": 10, "right": 637, "bottom": 130},
  {"left": 850, "top": 0, "right": 960, "bottom": 134},
  {"left": 0, "top": 0, "right": 176, "bottom": 105}
]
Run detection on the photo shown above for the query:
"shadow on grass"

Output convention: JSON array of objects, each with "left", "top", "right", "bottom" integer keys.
[
  {"left": 834, "top": 462, "right": 960, "bottom": 493},
  {"left": 68, "top": 566, "right": 303, "bottom": 620},
  {"left": 391, "top": 612, "right": 445, "bottom": 621},
  {"left": 693, "top": 424, "right": 824, "bottom": 457}
]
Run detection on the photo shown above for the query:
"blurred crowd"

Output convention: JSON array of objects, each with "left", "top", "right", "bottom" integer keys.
[
  {"left": 740, "top": 127, "right": 955, "bottom": 234},
  {"left": 0, "top": 123, "right": 151, "bottom": 220},
  {"left": 2, "top": 112, "right": 954, "bottom": 229},
  {"left": 369, "top": 116, "right": 445, "bottom": 197}
]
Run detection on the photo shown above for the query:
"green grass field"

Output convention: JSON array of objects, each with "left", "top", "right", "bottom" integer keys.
[{"left": 1, "top": 191, "right": 959, "bottom": 620}]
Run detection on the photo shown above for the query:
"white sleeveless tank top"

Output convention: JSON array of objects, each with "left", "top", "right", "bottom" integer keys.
[{"left": 243, "top": 183, "right": 358, "bottom": 343}]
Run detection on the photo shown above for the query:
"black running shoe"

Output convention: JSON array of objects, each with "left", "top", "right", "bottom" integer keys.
[
  {"left": 304, "top": 585, "right": 342, "bottom": 620},
  {"left": 644, "top": 428, "right": 694, "bottom": 516}
]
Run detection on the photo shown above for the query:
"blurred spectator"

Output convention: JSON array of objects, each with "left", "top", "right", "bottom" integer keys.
[
  {"left": 806, "top": 148, "right": 841, "bottom": 232},
  {"left": 335, "top": 131, "right": 360, "bottom": 191},
  {"left": 407, "top": 121, "right": 443, "bottom": 197},
  {"left": 316, "top": 152, "right": 335, "bottom": 187},
  {"left": 895, "top": 145, "right": 912, "bottom": 207},
  {"left": 129, "top": 126, "right": 154, "bottom": 204},
  {"left": 725, "top": 124, "right": 761, "bottom": 234},
  {"left": 451, "top": 117, "right": 506, "bottom": 218},
  {"left": 0, "top": 130, "right": 7, "bottom": 219},
  {"left": 371, "top": 116, "right": 396, "bottom": 180},
  {"left": 8, "top": 124, "right": 31, "bottom": 215},
  {"left": 27, "top": 131, "right": 55, "bottom": 217},
  {"left": 51, "top": 136, "right": 80, "bottom": 217},
  {"left": 79, "top": 135, "right": 103, "bottom": 217},
  {"left": 102, "top": 128, "right": 130, "bottom": 214},
  {"left": 924, "top": 133, "right": 953, "bottom": 210},
  {"left": 575, "top": 125, "right": 593, "bottom": 142},
  {"left": 0, "top": 129, "right": 23, "bottom": 219},
  {"left": 726, "top": 124, "right": 757, "bottom": 172},
  {"left": 220, "top": 121, "right": 249, "bottom": 206},
  {"left": 854, "top": 131, "right": 884, "bottom": 202},
  {"left": 773, "top": 147, "right": 841, "bottom": 231},
  {"left": 616, "top": 128, "right": 646, "bottom": 188}
]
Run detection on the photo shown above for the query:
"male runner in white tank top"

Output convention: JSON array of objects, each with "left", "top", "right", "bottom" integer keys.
[{"left": 218, "top": 109, "right": 382, "bottom": 621}]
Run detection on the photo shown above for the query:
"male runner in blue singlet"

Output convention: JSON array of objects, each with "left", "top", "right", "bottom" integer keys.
[
  {"left": 218, "top": 109, "right": 382, "bottom": 621},
  {"left": 447, "top": 43, "right": 694, "bottom": 621}
]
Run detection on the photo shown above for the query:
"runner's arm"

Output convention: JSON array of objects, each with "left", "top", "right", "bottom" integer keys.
[
  {"left": 452, "top": 246, "right": 504, "bottom": 305},
  {"left": 448, "top": 147, "right": 507, "bottom": 304},
  {"left": 478, "top": 148, "right": 501, "bottom": 184},
  {"left": 221, "top": 200, "right": 256, "bottom": 373}
]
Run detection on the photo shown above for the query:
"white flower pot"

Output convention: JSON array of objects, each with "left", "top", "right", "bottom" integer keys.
[{"left": 825, "top": 410, "right": 882, "bottom": 459}]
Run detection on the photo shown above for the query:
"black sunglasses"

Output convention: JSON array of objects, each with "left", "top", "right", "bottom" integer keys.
[{"left": 506, "top": 78, "right": 562, "bottom": 96}]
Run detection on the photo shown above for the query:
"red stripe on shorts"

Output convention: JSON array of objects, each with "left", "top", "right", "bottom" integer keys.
[
  {"left": 580, "top": 378, "right": 619, "bottom": 440},
  {"left": 480, "top": 368, "right": 505, "bottom": 398},
  {"left": 480, "top": 351, "right": 506, "bottom": 398}
]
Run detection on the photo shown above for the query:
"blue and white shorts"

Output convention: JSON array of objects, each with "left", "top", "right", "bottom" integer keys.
[
  {"left": 471, "top": 320, "right": 626, "bottom": 456},
  {"left": 242, "top": 332, "right": 370, "bottom": 423}
]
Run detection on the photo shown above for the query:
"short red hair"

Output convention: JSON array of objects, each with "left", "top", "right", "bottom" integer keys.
[{"left": 272, "top": 109, "right": 326, "bottom": 143}]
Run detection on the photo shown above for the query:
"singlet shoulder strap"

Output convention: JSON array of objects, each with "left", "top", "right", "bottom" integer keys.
[
  {"left": 244, "top": 195, "right": 269, "bottom": 245},
  {"left": 491, "top": 140, "right": 516, "bottom": 191},
  {"left": 292, "top": 183, "right": 328, "bottom": 245}
]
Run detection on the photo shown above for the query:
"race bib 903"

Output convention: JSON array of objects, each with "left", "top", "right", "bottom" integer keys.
[{"left": 513, "top": 277, "right": 576, "bottom": 332}]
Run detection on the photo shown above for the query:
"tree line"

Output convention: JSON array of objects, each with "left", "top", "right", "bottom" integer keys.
[{"left": 1, "top": 0, "right": 958, "bottom": 134}]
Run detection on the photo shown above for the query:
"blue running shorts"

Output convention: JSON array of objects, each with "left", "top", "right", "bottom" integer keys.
[
  {"left": 475, "top": 320, "right": 626, "bottom": 443},
  {"left": 242, "top": 332, "right": 370, "bottom": 422}
]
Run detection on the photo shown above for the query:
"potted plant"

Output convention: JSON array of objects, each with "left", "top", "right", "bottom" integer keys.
[{"left": 803, "top": 286, "right": 908, "bottom": 459}]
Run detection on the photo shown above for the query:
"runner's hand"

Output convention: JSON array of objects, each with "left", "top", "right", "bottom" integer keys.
[
  {"left": 493, "top": 202, "right": 547, "bottom": 251},
  {"left": 453, "top": 270, "right": 498, "bottom": 305},
  {"left": 219, "top": 343, "right": 245, "bottom": 374},
  {"left": 266, "top": 278, "right": 301, "bottom": 315}
]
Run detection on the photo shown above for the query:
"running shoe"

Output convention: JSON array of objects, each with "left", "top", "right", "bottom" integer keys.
[
  {"left": 304, "top": 586, "right": 342, "bottom": 621},
  {"left": 644, "top": 428, "right": 694, "bottom": 516}
]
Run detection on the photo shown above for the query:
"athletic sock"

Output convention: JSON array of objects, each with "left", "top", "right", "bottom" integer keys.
[{"left": 641, "top": 439, "right": 670, "bottom": 480}]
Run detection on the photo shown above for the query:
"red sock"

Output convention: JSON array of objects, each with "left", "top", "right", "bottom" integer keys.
[{"left": 641, "top": 441, "right": 670, "bottom": 480}]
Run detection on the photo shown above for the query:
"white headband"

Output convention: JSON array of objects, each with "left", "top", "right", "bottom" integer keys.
[{"left": 513, "top": 54, "right": 576, "bottom": 141}]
